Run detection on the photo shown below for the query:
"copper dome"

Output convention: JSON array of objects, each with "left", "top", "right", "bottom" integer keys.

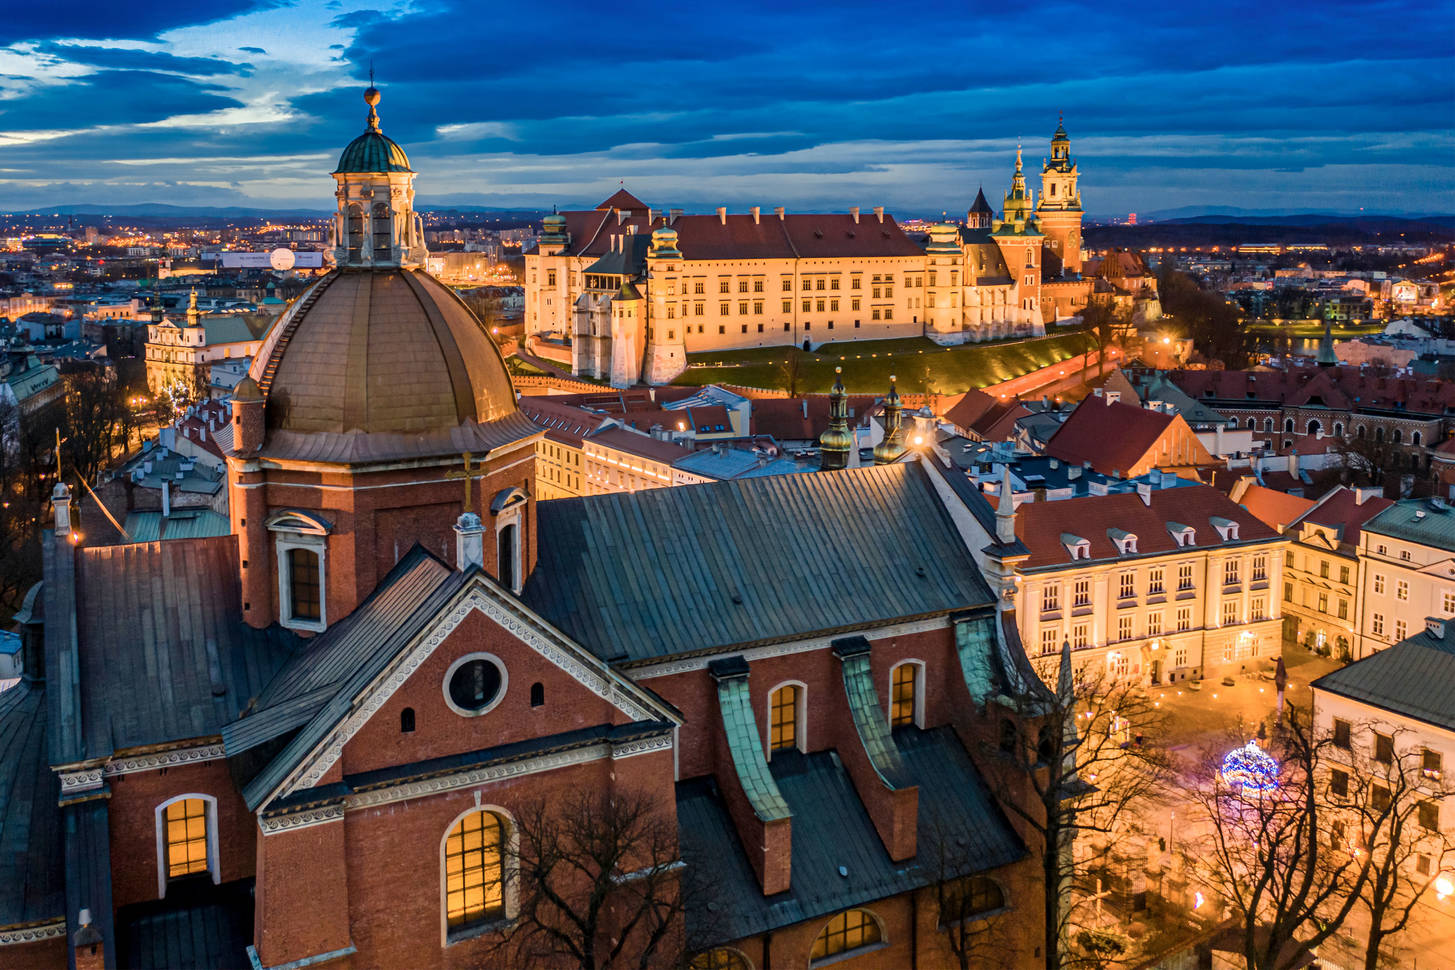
[{"left": 248, "top": 268, "right": 528, "bottom": 460}]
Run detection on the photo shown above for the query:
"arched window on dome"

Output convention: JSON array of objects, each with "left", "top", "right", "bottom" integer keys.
[
  {"left": 346, "top": 204, "right": 363, "bottom": 262},
  {"left": 372, "top": 202, "right": 391, "bottom": 262}
]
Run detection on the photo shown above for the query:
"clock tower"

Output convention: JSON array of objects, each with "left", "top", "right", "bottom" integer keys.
[{"left": 1036, "top": 117, "right": 1083, "bottom": 275}]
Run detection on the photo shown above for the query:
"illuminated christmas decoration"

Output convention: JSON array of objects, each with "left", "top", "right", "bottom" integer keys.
[{"left": 1220, "top": 741, "right": 1280, "bottom": 794}]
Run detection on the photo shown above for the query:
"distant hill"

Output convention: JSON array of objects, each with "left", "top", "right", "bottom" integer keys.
[{"left": 1085, "top": 211, "right": 1455, "bottom": 248}]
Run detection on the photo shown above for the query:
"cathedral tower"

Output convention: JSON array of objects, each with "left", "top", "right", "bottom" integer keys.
[
  {"left": 331, "top": 87, "right": 429, "bottom": 268},
  {"left": 1036, "top": 117, "right": 1083, "bottom": 275},
  {"left": 643, "top": 226, "right": 688, "bottom": 385}
]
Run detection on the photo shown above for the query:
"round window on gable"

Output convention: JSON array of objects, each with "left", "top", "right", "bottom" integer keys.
[{"left": 444, "top": 654, "right": 508, "bottom": 717}]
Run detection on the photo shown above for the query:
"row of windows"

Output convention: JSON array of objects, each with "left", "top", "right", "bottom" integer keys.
[
  {"left": 1369, "top": 612, "right": 1409, "bottom": 642},
  {"left": 1038, "top": 558, "right": 1267, "bottom": 615},
  {"left": 1284, "top": 583, "right": 1351, "bottom": 620},
  {"left": 1286, "top": 551, "right": 1353, "bottom": 585},
  {"left": 768, "top": 662, "right": 924, "bottom": 754}
]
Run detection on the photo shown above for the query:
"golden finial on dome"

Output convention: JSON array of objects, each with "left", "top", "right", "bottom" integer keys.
[{"left": 364, "top": 86, "right": 381, "bottom": 132}]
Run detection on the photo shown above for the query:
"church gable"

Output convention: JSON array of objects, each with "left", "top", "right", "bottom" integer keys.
[
  {"left": 341, "top": 606, "right": 639, "bottom": 777},
  {"left": 246, "top": 572, "right": 674, "bottom": 812}
]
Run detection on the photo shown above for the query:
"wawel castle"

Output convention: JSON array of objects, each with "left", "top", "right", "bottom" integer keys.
[{"left": 524, "top": 121, "right": 1140, "bottom": 386}]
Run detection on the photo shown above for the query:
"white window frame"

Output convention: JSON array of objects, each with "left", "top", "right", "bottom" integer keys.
[
  {"left": 440, "top": 804, "right": 519, "bottom": 947},
  {"left": 766, "top": 679, "right": 808, "bottom": 759},
  {"left": 490, "top": 488, "right": 527, "bottom": 594},
  {"left": 155, "top": 793, "right": 220, "bottom": 898},
  {"left": 268, "top": 510, "right": 331, "bottom": 634},
  {"left": 887, "top": 660, "right": 926, "bottom": 729},
  {"left": 442, "top": 652, "right": 510, "bottom": 718}
]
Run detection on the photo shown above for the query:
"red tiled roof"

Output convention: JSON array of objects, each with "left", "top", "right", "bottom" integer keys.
[
  {"left": 751, "top": 394, "right": 877, "bottom": 442},
  {"left": 518, "top": 398, "right": 607, "bottom": 447},
  {"left": 585, "top": 426, "right": 694, "bottom": 464},
  {"left": 1169, "top": 366, "right": 1455, "bottom": 416},
  {"left": 597, "top": 188, "right": 648, "bottom": 211},
  {"left": 552, "top": 209, "right": 924, "bottom": 261},
  {"left": 1044, "top": 396, "right": 1175, "bottom": 475},
  {"left": 1015, "top": 484, "right": 1279, "bottom": 569},
  {"left": 1295, "top": 485, "right": 1394, "bottom": 546},
  {"left": 1236, "top": 484, "right": 1316, "bottom": 531},
  {"left": 943, "top": 389, "right": 998, "bottom": 431}
]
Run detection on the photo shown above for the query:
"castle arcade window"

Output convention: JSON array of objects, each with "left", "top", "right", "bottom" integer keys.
[
  {"left": 444, "top": 810, "right": 506, "bottom": 933},
  {"left": 769, "top": 683, "right": 803, "bottom": 754},
  {"left": 890, "top": 662, "right": 921, "bottom": 727},
  {"left": 811, "top": 909, "right": 882, "bottom": 965}
]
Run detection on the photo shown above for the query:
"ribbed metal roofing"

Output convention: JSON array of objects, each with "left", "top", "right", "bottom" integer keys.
[
  {"left": 523, "top": 463, "right": 996, "bottom": 664},
  {"left": 335, "top": 131, "right": 412, "bottom": 173},
  {"left": 1362, "top": 498, "right": 1455, "bottom": 553},
  {"left": 0, "top": 682, "right": 64, "bottom": 930},
  {"left": 1312, "top": 627, "right": 1455, "bottom": 732}
]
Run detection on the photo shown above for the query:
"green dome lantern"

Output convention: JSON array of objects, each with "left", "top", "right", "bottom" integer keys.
[{"left": 334, "top": 87, "right": 413, "bottom": 174}]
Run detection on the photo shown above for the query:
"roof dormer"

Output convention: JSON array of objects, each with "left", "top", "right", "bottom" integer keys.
[
  {"left": 1167, "top": 522, "right": 1196, "bottom": 547},
  {"left": 1210, "top": 516, "right": 1240, "bottom": 541},
  {"left": 1061, "top": 532, "right": 1091, "bottom": 561},
  {"left": 1108, "top": 528, "right": 1138, "bottom": 555}
]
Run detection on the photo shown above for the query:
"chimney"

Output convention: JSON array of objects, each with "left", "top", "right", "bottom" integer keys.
[
  {"left": 995, "top": 465, "right": 1017, "bottom": 544},
  {"left": 1214, "top": 423, "right": 1225, "bottom": 454},
  {"left": 717, "top": 206, "right": 727, "bottom": 225},
  {"left": 1288, "top": 449, "right": 1300, "bottom": 479},
  {"left": 1149, "top": 468, "right": 1161, "bottom": 485},
  {"left": 1068, "top": 464, "right": 1082, "bottom": 481},
  {"left": 1427, "top": 617, "right": 1446, "bottom": 640},
  {"left": 873, "top": 206, "right": 884, "bottom": 223},
  {"left": 73, "top": 909, "right": 103, "bottom": 970},
  {"left": 775, "top": 206, "right": 785, "bottom": 220},
  {"left": 162, "top": 480, "right": 171, "bottom": 518},
  {"left": 1137, "top": 482, "right": 1152, "bottom": 506},
  {"left": 802, "top": 399, "right": 808, "bottom": 419},
  {"left": 617, "top": 210, "right": 626, "bottom": 226},
  {"left": 52, "top": 481, "right": 72, "bottom": 539},
  {"left": 454, "top": 512, "right": 485, "bottom": 570},
  {"left": 669, "top": 208, "right": 682, "bottom": 224},
  {"left": 850, "top": 206, "right": 860, "bottom": 224},
  {"left": 645, "top": 207, "right": 654, "bottom": 225},
  {"left": 751, "top": 206, "right": 760, "bottom": 225}
]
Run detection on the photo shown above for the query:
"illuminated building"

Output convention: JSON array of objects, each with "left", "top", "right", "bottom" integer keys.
[{"left": 524, "top": 123, "right": 1105, "bottom": 386}]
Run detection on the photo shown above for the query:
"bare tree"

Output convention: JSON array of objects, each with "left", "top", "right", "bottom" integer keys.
[
  {"left": 63, "top": 364, "right": 127, "bottom": 487},
  {"left": 777, "top": 349, "right": 805, "bottom": 398},
  {"left": 1336, "top": 726, "right": 1455, "bottom": 970},
  {"left": 983, "top": 643, "right": 1171, "bottom": 970},
  {"left": 922, "top": 808, "right": 1015, "bottom": 969},
  {"left": 496, "top": 790, "right": 687, "bottom": 970},
  {"left": 1178, "top": 706, "right": 1444, "bottom": 970}
]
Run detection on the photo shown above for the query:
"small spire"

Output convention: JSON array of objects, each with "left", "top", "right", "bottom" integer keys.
[
  {"left": 873, "top": 375, "right": 906, "bottom": 465},
  {"left": 1317, "top": 317, "right": 1338, "bottom": 367},
  {"left": 995, "top": 464, "right": 1017, "bottom": 543},
  {"left": 819, "top": 366, "right": 853, "bottom": 471},
  {"left": 364, "top": 85, "right": 381, "bottom": 132}
]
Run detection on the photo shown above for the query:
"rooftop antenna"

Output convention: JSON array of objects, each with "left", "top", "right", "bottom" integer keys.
[{"left": 369, "top": 58, "right": 375, "bottom": 88}]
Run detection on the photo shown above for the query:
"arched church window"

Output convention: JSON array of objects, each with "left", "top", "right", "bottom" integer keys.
[
  {"left": 346, "top": 204, "right": 363, "bottom": 262},
  {"left": 155, "top": 794, "right": 219, "bottom": 897},
  {"left": 401, "top": 707, "right": 416, "bottom": 733},
  {"left": 530, "top": 682, "right": 545, "bottom": 708},
  {"left": 939, "top": 876, "right": 1006, "bottom": 926},
  {"left": 810, "top": 909, "right": 883, "bottom": 964},
  {"left": 372, "top": 202, "right": 391, "bottom": 261},
  {"left": 768, "top": 683, "right": 804, "bottom": 755},
  {"left": 444, "top": 810, "right": 507, "bottom": 933}
]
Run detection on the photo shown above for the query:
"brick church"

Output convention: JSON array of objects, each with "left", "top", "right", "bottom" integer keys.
[{"left": 0, "top": 89, "right": 1055, "bottom": 970}]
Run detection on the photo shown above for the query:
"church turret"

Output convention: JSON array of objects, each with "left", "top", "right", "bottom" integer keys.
[
  {"left": 873, "top": 376, "right": 907, "bottom": 465},
  {"left": 819, "top": 368, "right": 853, "bottom": 471},
  {"left": 991, "top": 148, "right": 1043, "bottom": 333},
  {"left": 967, "top": 187, "right": 994, "bottom": 230},
  {"left": 332, "top": 87, "right": 428, "bottom": 268},
  {"left": 995, "top": 464, "right": 1017, "bottom": 544},
  {"left": 1037, "top": 115, "right": 1083, "bottom": 274}
]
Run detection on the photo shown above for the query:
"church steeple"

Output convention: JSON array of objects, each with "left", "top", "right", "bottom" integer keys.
[
  {"left": 331, "top": 86, "right": 428, "bottom": 269},
  {"left": 873, "top": 376, "right": 907, "bottom": 465},
  {"left": 819, "top": 368, "right": 854, "bottom": 471},
  {"left": 1317, "top": 318, "right": 1338, "bottom": 367}
]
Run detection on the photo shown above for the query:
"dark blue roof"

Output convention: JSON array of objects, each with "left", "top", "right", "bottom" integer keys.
[
  {"left": 677, "top": 726, "right": 1025, "bottom": 945},
  {"left": 0, "top": 682, "right": 65, "bottom": 930},
  {"left": 524, "top": 464, "right": 996, "bottom": 664}
]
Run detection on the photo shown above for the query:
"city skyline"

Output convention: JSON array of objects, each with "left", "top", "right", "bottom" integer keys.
[{"left": 0, "top": 0, "right": 1452, "bottom": 216}]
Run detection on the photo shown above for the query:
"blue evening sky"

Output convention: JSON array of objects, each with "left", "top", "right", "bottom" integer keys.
[{"left": 0, "top": 0, "right": 1450, "bottom": 216}]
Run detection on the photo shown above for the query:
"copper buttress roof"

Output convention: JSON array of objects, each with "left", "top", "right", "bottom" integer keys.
[{"left": 248, "top": 268, "right": 536, "bottom": 462}]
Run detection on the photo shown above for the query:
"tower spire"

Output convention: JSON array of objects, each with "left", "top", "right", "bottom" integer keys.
[
  {"left": 819, "top": 367, "right": 853, "bottom": 471},
  {"left": 995, "top": 464, "right": 1017, "bottom": 543},
  {"left": 364, "top": 84, "right": 381, "bottom": 132},
  {"left": 1317, "top": 317, "right": 1338, "bottom": 367},
  {"left": 873, "top": 376, "right": 906, "bottom": 465}
]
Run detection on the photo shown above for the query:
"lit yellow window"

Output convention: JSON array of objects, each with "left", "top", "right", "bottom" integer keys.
[
  {"left": 165, "top": 798, "right": 209, "bottom": 878},
  {"left": 891, "top": 664, "right": 917, "bottom": 727},
  {"left": 770, "top": 685, "right": 799, "bottom": 752},
  {"left": 811, "top": 909, "right": 882, "bottom": 962},
  {"left": 445, "top": 811, "right": 505, "bottom": 929},
  {"left": 690, "top": 949, "right": 751, "bottom": 970}
]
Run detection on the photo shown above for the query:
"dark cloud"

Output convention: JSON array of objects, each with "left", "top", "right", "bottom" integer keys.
[
  {"left": 0, "top": 0, "right": 286, "bottom": 45},
  {"left": 34, "top": 43, "right": 252, "bottom": 77},
  {"left": 239, "top": 46, "right": 268, "bottom": 55},
  {"left": 0, "top": 71, "right": 243, "bottom": 129}
]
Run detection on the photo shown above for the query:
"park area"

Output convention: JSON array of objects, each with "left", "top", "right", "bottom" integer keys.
[{"left": 673, "top": 331, "right": 1093, "bottom": 393}]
